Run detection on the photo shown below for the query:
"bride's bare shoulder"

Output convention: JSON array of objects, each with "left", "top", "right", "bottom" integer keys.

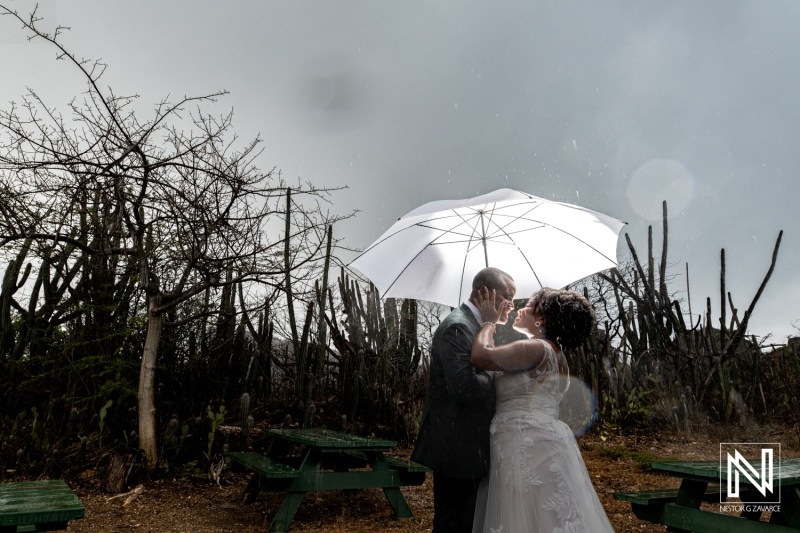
[{"left": 519, "top": 338, "right": 560, "bottom": 368}]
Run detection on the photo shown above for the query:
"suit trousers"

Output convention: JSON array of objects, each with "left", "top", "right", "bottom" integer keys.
[{"left": 433, "top": 471, "right": 483, "bottom": 533}]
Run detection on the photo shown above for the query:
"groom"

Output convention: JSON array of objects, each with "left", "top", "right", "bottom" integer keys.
[{"left": 411, "top": 267, "right": 516, "bottom": 533}]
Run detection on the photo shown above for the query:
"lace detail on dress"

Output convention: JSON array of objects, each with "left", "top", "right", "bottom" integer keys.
[
  {"left": 493, "top": 430, "right": 543, "bottom": 491},
  {"left": 544, "top": 461, "right": 586, "bottom": 532},
  {"left": 472, "top": 342, "right": 614, "bottom": 533},
  {"left": 493, "top": 341, "right": 564, "bottom": 419}
]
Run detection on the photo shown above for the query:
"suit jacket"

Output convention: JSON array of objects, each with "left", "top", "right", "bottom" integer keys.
[{"left": 411, "top": 303, "right": 496, "bottom": 479}]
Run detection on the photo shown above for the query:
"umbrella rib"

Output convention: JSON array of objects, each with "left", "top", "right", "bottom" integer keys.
[
  {"left": 350, "top": 224, "right": 422, "bottom": 262},
  {"left": 381, "top": 246, "right": 427, "bottom": 296},
  {"left": 517, "top": 247, "right": 544, "bottom": 290},
  {"left": 546, "top": 225, "right": 618, "bottom": 264},
  {"left": 349, "top": 215, "right": 470, "bottom": 262},
  {"left": 416, "top": 224, "right": 482, "bottom": 239},
  {"left": 501, "top": 214, "right": 618, "bottom": 265},
  {"left": 482, "top": 205, "right": 618, "bottom": 265},
  {"left": 481, "top": 204, "right": 608, "bottom": 290},
  {"left": 457, "top": 208, "right": 486, "bottom": 304},
  {"left": 482, "top": 203, "right": 542, "bottom": 240},
  {"left": 351, "top": 203, "right": 535, "bottom": 260},
  {"left": 379, "top": 209, "right": 483, "bottom": 298},
  {"left": 479, "top": 206, "right": 546, "bottom": 290},
  {"left": 353, "top": 193, "right": 621, "bottom": 304}
]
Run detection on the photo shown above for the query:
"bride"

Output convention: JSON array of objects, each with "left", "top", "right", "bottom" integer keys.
[{"left": 469, "top": 287, "right": 614, "bottom": 533}]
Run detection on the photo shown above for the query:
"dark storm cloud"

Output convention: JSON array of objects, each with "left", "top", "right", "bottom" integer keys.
[{"left": 1, "top": 0, "right": 797, "bottom": 339}]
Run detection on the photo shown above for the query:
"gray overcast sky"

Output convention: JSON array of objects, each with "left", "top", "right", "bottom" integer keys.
[{"left": 2, "top": 1, "right": 797, "bottom": 342}]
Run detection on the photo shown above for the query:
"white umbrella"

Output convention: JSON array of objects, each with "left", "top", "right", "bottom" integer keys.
[{"left": 350, "top": 188, "right": 626, "bottom": 307}]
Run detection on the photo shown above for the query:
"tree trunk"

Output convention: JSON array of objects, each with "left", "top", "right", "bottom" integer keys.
[
  {"left": 104, "top": 452, "right": 136, "bottom": 493},
  {"left": 138, "top": 293, "right": 163, "bottom": 473}
]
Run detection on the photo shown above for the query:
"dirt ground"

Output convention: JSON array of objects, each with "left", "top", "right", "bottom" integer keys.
[{"left": 62, "top": 426, "right": 798, "bottom": 533}]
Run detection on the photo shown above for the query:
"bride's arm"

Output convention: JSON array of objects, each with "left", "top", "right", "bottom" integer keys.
[{"left": 470, "top": 326, "right": 548, "bottom": 372}]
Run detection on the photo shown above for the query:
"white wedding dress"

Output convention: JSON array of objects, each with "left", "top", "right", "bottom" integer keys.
[{"left": 472, "top": 343, "right": 615, "bottom": 533}]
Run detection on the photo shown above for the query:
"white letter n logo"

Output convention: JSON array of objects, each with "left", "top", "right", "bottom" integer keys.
[{"left": 727, "top": 449, "right": 773, "bottom": 497}]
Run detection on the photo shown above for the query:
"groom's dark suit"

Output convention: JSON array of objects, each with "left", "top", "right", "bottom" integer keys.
[{"left": 411, "top": 303, "right": 496, "bottom": 532}]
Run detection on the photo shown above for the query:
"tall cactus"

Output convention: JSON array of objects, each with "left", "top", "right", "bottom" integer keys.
[
  {"left": 1, "top": 239, "right": 32, "bottom": 360},
  {"left": 313, "top": 226, "right": 333, "bottom": 397},
  {"left": 327, "top": 268, "right": 421, "bottom": 429},
  {"left": 239, "top": 286, "right": 281, "bottom": 399},
  {"left": 296, "top": 301, "right": 314, "bottom": 401},
  {"left": 240, "top": 392, "right": 250, "bottom": 449},
  {"left": 594, "top": 200, "right": 783, "bottom": 425},
  {"left": 284, "top": 188, "right": 300, "bottom": 359}
]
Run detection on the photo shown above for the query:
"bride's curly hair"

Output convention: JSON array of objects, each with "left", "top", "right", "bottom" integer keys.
[{"left": 526, "top": 288, "right": 595, "bottom": 350}]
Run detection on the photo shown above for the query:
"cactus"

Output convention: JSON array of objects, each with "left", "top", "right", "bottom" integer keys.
[
  {"left": 98, "top": 400, "right": 112, "bottom": 448},
  {"left": 324, "top": 268, "right": 421, "bottom": 430},
  {"left": 243, "top": 415, "right": 254, "bottom": 449},
  {"left": 165, "top": 414, "right": 179, "bottom": 446},
  {"left": 240, "top": 393, "right": 250, "bottom": 449},
  {"left": 284, "top": 188, "right": 300, "bottom": 358},
  {"left": 296, "top": 302, "right": 314, "bottom": 399},
  {"left": 313, "top": 225, "right": 333, "bottom": 399},
  {"left": 207, "top": 404, "right": 227, "bottom": 457},
  {"left": 15, "top": 448, "right": 24, "bottom": 471},
  {"left": 0, "top": 239, "right": 32, "bottom": 403},
  {"left": 593, "top": 200, "right": 784, "bottom": 426},
  {"left": 280, "top": 187, "right": 319, "bottom": 406},
  {"left": 67, "top": 407, "right": 79, "bottom": 436}
]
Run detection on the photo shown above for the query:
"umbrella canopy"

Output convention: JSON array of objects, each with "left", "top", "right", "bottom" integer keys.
[{"left": 350, "top": 188, "right": 626, "bottom": 307}]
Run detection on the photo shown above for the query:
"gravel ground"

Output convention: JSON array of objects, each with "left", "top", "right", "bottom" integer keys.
[{"left": 61, "top": 426, "right": 798, "bottom": 533}]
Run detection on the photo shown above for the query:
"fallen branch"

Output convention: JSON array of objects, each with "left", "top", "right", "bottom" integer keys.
[
  {"left": 105, "top": 484, "right": 144, "bottom": 506},
  {"left": 123, "top": 485, "right": 145, "bottom": 506}
]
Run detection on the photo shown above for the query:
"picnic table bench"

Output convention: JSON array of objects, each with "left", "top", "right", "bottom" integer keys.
[
  {"left": 228, "top": 428, "right": 431, "bottom": 532},
  {"left": 614, "top": 457, "right": 800, "bottom": 532},
  {"left": 0, "top": 480, "right": 85, "bottom": 532}
]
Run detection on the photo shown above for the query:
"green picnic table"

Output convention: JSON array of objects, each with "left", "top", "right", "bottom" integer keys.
[
  {"left": 0, "top": 479, "right": 85, "bottom": 532},
  {"left": 228, "top": 428, "right": 431, "bottom": 532},
  {"left": 614, "top": 457, "right": 800, "bottom": 532}
]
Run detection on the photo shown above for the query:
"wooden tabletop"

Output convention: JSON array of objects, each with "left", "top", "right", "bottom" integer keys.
[
  {"left": 651, "top": 456, "right": 800, "bottom": 486},
  {"left": 267, "top": 428, "right": 397, "bottom": 449}
]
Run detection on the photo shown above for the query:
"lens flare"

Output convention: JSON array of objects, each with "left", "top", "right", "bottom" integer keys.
[
  {"left": 559, "top": 376, "right": 600, "bottom": 437},
  {"left": 627, "top": 159, "right": 694, "bottom": 220}
]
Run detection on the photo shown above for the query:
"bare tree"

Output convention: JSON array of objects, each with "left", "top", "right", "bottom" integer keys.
[{"left": 0, "top": 6, "right": 345, "bottom": 472}]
